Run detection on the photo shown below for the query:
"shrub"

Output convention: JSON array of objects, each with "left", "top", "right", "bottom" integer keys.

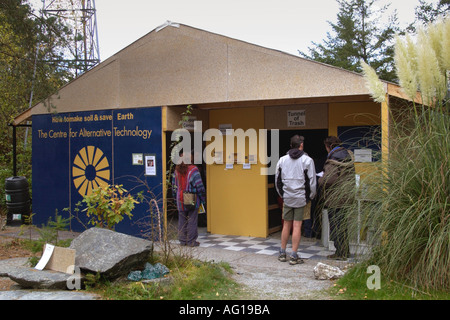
[{"left": 81, "top": 184, "right": 140, "bottom": 230}]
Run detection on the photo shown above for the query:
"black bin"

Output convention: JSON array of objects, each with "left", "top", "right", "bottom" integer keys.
[{"left": 5, "top": 176, "right": 31, "bottom": 224}]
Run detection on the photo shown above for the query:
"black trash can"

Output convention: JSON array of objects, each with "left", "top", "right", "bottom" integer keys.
[{"left": 5, "top": 176, "right": 31, "bottom": 225}]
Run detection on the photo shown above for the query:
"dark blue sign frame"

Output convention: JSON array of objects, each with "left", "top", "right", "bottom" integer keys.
[{"left": 32, "top": 107, "right": 163, "bottom": 237}]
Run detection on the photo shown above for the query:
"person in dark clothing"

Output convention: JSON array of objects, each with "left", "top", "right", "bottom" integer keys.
[
  {"left": 318, "top": 136, "right": 355, "bottom": 260},
  {"left": 309, "top": 154, "right": 327, "bottom": 239}
]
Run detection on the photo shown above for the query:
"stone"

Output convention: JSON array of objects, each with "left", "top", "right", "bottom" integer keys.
[
  {"left": 69, "top": 227, "right": 152, "bottom": 279},
  {"left": 0, "top": 258, "right": 29, "bottom": 277},
  {"left": 6, "top": 266, "right": 75, "bottom": 290},
  {"left": 0, "top": 290, "right": 99, "bottom": 300},
  {"left": 313, "top": 262, "right": 346, "bottom": 280}
]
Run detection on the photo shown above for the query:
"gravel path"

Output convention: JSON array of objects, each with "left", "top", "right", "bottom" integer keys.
[{"left": 186, "top": 245, "right": 344, "bottom": 300}]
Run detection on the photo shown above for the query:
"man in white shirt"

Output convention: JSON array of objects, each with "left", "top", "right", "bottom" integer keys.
[{"left": 275, "top": 135, "right": 317, "bottom": 265}]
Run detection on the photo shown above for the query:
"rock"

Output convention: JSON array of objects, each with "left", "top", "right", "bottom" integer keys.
[
  {"left": 0, "top": 258, "right": 29, "bottom": 277},
  {"left": 0, "top": 290, "right": 100, "bottom": 300},
  {"left": 313, "top": 262, "right": 346, "bottom": 280},
  {"left": 6, "top": 266, "right": 75, "bottom": 290},
  {"left": 70, "top": 227, "right": 152, "bottom": 279}
]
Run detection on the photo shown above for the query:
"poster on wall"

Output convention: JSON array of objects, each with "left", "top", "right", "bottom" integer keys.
[
  {"left": 145, "top": 154, "right": 156, "bottom": 176},
  {"left": 132, "top": 153, "right": 143, "bottom": 165}
]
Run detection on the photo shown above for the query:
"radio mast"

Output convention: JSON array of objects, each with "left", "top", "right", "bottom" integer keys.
[{"left": 42, "top": 0, "right": 100, "bottom": 77}]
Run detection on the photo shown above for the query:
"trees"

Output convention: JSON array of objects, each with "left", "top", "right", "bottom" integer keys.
[
  {"left": 0, "top": 0, "right": 72, "bottom": 212},
  {"left": 299, "top": 0, "right": 400, "bottom": 82},
  {"left": 414, "top": 0, "right": 449, "bottom": 26}
]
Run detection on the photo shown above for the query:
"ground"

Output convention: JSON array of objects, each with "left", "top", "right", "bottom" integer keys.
[
  {"left": 0, "top": 236, "right": 34, "bottom": 291},
  {"left": 0, "top": 227, "right": 339, "bottom": 299}
]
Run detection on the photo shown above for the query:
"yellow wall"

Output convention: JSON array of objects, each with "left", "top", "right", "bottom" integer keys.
[
  {"left": 328, "top": 102, "right": 381, "bottom": 178},
  {"left": 207, "top": 107, "right": 267, "bottom": 237}
]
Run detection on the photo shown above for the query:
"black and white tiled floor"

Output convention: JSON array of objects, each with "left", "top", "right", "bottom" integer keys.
[{"left": 195, "top": 233, "right": 335, "bottom": 260}]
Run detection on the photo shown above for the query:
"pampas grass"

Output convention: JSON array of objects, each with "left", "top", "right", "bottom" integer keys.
[{"left": 352, "top": 18, "right": 450, "bottom": 291}]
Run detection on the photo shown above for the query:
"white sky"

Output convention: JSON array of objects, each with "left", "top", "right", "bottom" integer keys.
[{"left": 32, "top": 0, "right": 441, "bottom": 61}]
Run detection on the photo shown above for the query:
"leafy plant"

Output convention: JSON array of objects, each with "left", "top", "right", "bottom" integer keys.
[{"left": 80, "top": 184, "right": 140, "bottom": 230}]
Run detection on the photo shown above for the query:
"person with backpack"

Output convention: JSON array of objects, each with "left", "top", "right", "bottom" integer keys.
[
  {"left": 172, "top": 151, "right": 206, "bottom": 247},
  {"left": 276, "top": 135, "right": 317, "bottom": 265},
  {"left": 318, "top": 136, "right": 355, "bottom": 260}
]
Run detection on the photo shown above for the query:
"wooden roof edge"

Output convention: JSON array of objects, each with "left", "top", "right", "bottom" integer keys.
[
  {"left": 387, "top": 83, "right": 423, "bottom": 104},
  {"left": 12, "top": 108, "right": 33, "bottom": 126}
]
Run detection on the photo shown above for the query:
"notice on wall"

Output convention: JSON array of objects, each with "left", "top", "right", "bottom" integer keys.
[
  {"left": 145, "top": 154, "right": 157, "bottom": 176},
  {"left": 132, "top": 153, "right": 143, "bottom": 165},
  {"left": 287, "top": 110, "right": 306, "bottom": 127},
  {"left": 354, "top": 149, "right": 372, "bottom": 162}
]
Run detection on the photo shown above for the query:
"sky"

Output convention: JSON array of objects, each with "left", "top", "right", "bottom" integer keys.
[{"left": 32, "top": 0, "right": 441, "bottom": 62}]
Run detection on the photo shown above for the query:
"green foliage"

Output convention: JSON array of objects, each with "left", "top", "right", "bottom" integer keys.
[
  {"left": 80, "top": 184, "right": 140, "bottom": 230},
  {"left": 331, "top": 264, "right": 450, "bottom": 300},
  {"left": 299, "top": 0, "right": 399, "bottom": 82},
  {"left": 409, "top": 0, "right": 450, "bottom": 31},
  {"left": 355, "top": 18, "right": 450, "bottom": 291},
  {"left": 38, "top": 209, "right": 71, "bottom": 246},
  {"left": 89, "top": 255, "right": 239, "bottom": 300},
  {"left": 0, "top": 0, "right": 73, "bottom": 213}
]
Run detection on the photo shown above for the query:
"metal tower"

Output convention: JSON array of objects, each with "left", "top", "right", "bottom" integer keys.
[{"left": 42, "top": 0, "right": 100, "bottom": 76}]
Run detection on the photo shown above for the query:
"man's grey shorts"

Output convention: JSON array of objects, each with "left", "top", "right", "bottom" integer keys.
[{"left": 282, "top": 205, "right": 305, "bottom": 221}]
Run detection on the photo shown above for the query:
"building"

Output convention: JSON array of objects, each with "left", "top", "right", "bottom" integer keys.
[{"left": 12, "top": 23, "right": 410, "bottom": 238}]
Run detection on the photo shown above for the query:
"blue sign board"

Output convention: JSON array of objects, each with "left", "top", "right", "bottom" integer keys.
[{"left": 32, "top": 107, "right": 163, "bottom": 237}]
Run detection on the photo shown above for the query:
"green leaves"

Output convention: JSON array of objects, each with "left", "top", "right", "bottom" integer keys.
[{"left": 81, "top": 184, "right": 140, "bottom": 230}]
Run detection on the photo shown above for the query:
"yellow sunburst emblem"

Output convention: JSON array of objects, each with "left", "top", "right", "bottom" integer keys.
[{"left": 72, "top": 146, "right": 110, "bottom": 196}]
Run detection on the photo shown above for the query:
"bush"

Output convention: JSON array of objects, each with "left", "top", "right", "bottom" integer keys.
[{"left": 80, "top": 184, "right": 140, "bottom": 230}]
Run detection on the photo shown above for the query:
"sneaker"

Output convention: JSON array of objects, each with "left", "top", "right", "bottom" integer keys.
[
  {"left": 289, "top": 255, "right": 305, "bottom": 265},
  {"left": 278, "top": 252, "right": 287, "bottom": 262}
]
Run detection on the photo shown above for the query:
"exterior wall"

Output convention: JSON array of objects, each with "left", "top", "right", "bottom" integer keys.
[{"left": 32, "top": 107, "right": 163, "bottom": 237}]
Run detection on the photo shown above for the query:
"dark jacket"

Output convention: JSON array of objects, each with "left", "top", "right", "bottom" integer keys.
[{"left": 318, "top": 147, "right": 355, "bottom": 208}]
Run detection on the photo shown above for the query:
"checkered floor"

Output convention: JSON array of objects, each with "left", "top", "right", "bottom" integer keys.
[{"left": 195, "top": 232, "right": 336, "bottom": 260}]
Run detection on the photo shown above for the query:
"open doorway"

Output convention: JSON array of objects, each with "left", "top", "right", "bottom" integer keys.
[
  {"left": 267, "top": 129, "right": 328, "bottom": 235},
  {"left": 165, "top": 131, "right": 208, "bottom": 237}
]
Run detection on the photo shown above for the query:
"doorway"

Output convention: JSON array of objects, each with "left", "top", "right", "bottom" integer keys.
[
  {"left": 165, "top": 131, "right": 208, "bottom": 240},
  {"left": 267, "top": 129, "right": 328, "bottom": 234}
]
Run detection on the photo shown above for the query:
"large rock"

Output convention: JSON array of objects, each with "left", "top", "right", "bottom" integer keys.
[
  {"left": 70, "top": 227, "right": 152, "bottom": 279},
  {"left": 7, "top": 266, "right": 74, "bottom": 290},
  {"left": 313, "top": 262, "right": 346, "bottom": 280}
]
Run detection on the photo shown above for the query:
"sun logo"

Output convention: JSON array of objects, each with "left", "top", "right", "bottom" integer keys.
[{"left": 72, "top": 146, "right": 110, "bottom": 196}]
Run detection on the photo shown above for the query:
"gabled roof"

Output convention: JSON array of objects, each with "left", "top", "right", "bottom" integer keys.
[{"left": 14, "top": 22, "right": 399, "bottom": 125}]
